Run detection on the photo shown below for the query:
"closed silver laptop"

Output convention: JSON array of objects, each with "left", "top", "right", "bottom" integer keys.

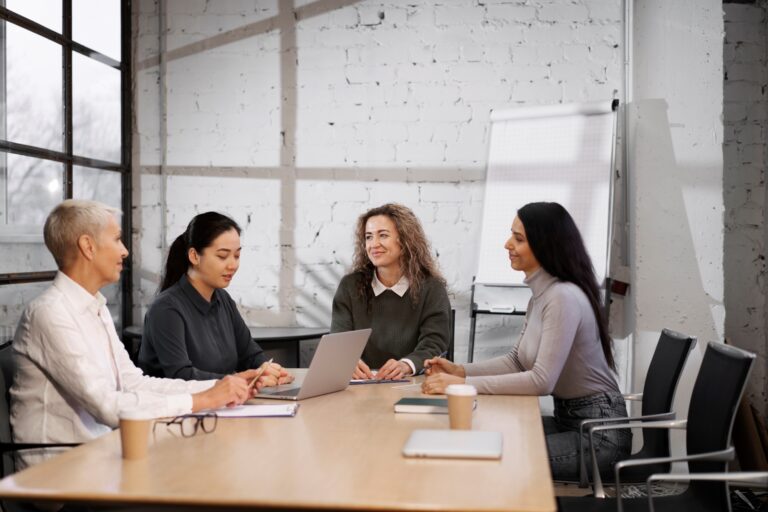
[
  {"left": 256, "top": 328, "right": 371, "bottom": 401},
  {"left": 402, "top": 429, "right": 503, "bottom": 460}
]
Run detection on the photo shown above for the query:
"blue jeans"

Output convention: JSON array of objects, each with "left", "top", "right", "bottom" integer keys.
[{"left": 543, "top": 391, "right": 632, "bottom": 481}]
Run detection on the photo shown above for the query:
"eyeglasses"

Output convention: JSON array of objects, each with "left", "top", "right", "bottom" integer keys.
[{"left": 153, "top": 413, "right": 217, "bottom": 438}]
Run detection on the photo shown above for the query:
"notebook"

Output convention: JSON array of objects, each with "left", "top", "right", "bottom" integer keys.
[
  {"left": 402, "top": 429, "right": 503, "bottom": 460},
  {"left": 394, "top": 397, "right": 449, "bottom": 414},
  {"left": 256, "top": 328, "right": 371, "bottom": 401}
]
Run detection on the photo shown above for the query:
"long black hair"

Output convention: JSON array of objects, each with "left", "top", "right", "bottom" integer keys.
[
  {"left": 517, "top": 202, "right": 615, "bottom": 371},
  {"left": 160, "top": 212, "right": 241, "bottom": 292}
]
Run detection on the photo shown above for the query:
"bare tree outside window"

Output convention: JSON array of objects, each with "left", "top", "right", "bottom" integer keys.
[{"left": 0, "top": 0, "right": 127, "bottom": 332}]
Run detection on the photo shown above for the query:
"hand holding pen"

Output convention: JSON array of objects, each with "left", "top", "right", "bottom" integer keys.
[
  {"left": 253, "top": 360, "right": 295, "bottom": 390},
  {"left": 245, "top": 358, "right": 273, "bottom": 395},
  {"left": 422, "top": 351, "right": 465, "bottom": 378}
]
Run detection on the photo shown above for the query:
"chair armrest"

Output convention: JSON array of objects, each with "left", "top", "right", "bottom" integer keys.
[
  {"left": 587, "top": 419, "right": 686, "bottom": 497},
  {"left": 578, "top": 412, "right": 676, "bottom": 487},
  {"left": 0, "top": 441, "right": 81, "bottom": 452},
  {"left": 614, "top": 448, "right": 735, "bottom": 512},
  {"left": 646, "top": 471, "right": 768, "bottom": 512},
  {"left": 623, "top": 393, "right": 643, "bottom": 401}
]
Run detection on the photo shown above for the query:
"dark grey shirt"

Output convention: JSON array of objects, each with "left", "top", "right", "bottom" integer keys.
[
  {"left": 139, "top": 275, "right": 267, "bottom": 380},
  {"left": 330, "top": 272, "right": 450, "bottom": 371}
]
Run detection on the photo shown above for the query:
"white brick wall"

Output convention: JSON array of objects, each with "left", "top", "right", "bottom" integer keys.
[
  {"left": 723, "top": 3, "right": 767, "bottom": 417},
  {"left": 133, "top": 0, "right": 625, "bottom": 364},
  {"left": 629, "top": 0, "right": 726, "bottom": 458}
]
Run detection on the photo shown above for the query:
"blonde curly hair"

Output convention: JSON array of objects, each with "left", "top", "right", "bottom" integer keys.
[{"left": 350, "top": 203, "right": 446, "bottom": 305}]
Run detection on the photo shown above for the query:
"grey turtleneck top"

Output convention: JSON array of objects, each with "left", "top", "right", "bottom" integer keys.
[{"left": 464, "top": 268, "right": 619, "bottom": 399}]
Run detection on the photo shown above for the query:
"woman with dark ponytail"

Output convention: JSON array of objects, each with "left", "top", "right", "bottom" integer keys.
[
  {"left": 139, "top": 212, "right": 292, "bottom": 387},
  {"left": 422, "top": 202, "right": 630, "bottom": 481}
]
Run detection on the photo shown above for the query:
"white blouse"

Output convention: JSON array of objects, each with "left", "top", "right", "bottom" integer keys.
[{"left": 11, "top": 272, "right": 215, "bottom": 468}]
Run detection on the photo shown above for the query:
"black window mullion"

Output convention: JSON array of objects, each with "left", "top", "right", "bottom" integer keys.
[
  {"left": 63, "top": 0, "right": 72, "bottom": 198},
  {"left": 0, "top": 139, "right": 124, "bottom": 172},
  {"left": 120, "top": 0, "right": 133, "bottom": 333},
  {"left": 0, "top": 7, "right": 120, "bottom": 71},
  {"left": 0, "top": 0, "right": 132, "bottom": 326}
]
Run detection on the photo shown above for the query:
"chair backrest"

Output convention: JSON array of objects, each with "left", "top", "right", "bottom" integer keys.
[
  {"left": 0, "top": 341, "right": 16, "bottom": 478},
  {"left": 686, "top": 342, "right": 755, "bottom": 507},
  {"left": 447, "top": 309, "right": 455, "bottom": 362},
  {"left": 636, "top": 328, "right": 696, "bottom": 458}
]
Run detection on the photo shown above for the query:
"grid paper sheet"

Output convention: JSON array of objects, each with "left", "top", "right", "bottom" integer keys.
[{"left": 476, "top": 102, "right": 616, "bottom": 286}]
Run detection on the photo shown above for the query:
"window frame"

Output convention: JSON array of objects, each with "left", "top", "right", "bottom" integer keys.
[{"left": 0, "top": 0, "right": 132, "bottom": 327}]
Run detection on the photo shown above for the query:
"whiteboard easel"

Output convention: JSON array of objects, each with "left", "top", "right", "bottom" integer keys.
[{"left": 468, "top": 100, "right": 618, "bottom": 362}]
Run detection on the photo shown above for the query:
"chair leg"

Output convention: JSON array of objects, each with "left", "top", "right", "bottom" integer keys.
[{"left": 468, "top": 314, "right": 477, "bottom": 363}]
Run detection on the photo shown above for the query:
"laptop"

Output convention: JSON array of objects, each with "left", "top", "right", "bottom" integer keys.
[
  {"left": 402, "top": 429, "right": 503, "bottom": 460},
  {"left": 256, "top": 328, "right": 371, "bottom": 401}
]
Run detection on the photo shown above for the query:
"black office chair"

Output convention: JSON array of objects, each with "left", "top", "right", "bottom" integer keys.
[
  {"left": 575, "top": 329, "right": 697, "bottom": 493},
  {"left": 558, "top": 342, "right": 756, "bottom": 512},
  {"left": 0, "top": 341, "right": 80, "bottom": 512}
]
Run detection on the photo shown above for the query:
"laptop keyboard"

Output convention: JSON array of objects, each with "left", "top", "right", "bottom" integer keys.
[{"left": 262, "top": 387, "right": 301, "bottom": 397}]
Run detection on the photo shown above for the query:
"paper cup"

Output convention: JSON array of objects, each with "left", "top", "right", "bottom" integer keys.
[
  {"left": 118, "top": 409, "right": 153, "bottom": 460},
  {"left": 446, "top": 384, "right": 477, "bottom": 430}
]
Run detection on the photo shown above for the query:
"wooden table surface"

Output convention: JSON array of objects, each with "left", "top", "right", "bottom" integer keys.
[{"left": 0, "top": 374, "right": 555, "bottom": 511}]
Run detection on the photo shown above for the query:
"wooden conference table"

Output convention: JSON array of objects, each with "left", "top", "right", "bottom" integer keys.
[{"left": 0, "top": 373, "right": 556, "bottom": 511}]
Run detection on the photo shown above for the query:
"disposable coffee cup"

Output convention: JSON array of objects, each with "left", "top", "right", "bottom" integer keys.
[
  {"left": 119, "top": 409, "right": 153, "bottom": 460},
  {"left": 446, "top": 384, "right": 477, "bottom": 430}
]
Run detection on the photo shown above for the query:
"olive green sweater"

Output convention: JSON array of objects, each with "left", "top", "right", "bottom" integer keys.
[{"left": 330, "top": 272, "right": 450, "bottom": 371}]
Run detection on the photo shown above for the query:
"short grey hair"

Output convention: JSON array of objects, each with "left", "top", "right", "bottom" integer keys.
[{"left": 43, "top": 199, "right": 122, "bottom": 269}]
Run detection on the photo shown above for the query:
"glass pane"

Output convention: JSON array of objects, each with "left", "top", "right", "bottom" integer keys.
[
  {"left": 0, "top": 152, "right": 60, "bottom": 274},
  {"left": 5, "top": 0, "right": 62, "bottom": 33},
  {"left": 4, "top": 22, "right": 64, "bottom": 151},
  {"left": 101, "top": 281, "right": 122, "bottom": 331},
  {"left": 73, "top": 0, "right": 121, "bottom": 62},
  {"left": 73, "top": 53, "right": 121, "bottom": 163},
  {"left": 73, "top": 166, "right": 121, "bottom": 211},
  {"left": 0, "top": 281, "right": 52, "bottom": 340},
  {"left": 2, "top": 152, "right": 64, "bottom": 226},
  {"left": 0, "top": 281, "right": 121, "bottom": 338},
  {"left": 0, "top": 239, "right": 57, "bottom": 273}
]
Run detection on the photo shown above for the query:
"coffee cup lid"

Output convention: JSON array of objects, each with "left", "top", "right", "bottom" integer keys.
[{"left": 446, "top": 384, "right": 477, "bottom": 396}]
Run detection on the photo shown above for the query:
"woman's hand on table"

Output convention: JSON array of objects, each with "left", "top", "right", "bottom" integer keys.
[
  {"left": 192, "top": 375, "right": 250, "bottom": 410},
  {"left": 376, "top": 359, "right": 411, "bottom": 380},
  {"left": 422, "top": 373, "right": 466, "bottom": 395},
  {"left": 236, "top": 362, "right": 293, "bottom": 392},
  {"left": 352, "top": 359, "right": 375, "bottom": 380},
  {"left": 422, "top": 357, "right": 465, "bottom": 377}
]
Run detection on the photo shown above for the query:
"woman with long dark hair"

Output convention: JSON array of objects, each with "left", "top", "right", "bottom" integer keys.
[
  {"left": 422, "top": 202, "right": 630, "bottom": 480},
  {"left": 139, "top": 212, "right": 291, "bottom": 387},
  {"left": 331, "top": 203, "right": 451, "bottom": 380}
]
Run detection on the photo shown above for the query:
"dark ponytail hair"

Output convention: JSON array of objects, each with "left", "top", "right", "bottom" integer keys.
[
  {"left": 517, "top": 202, "right": 615, "bottom": 371},
  {"left": 160, "top": 212, "right": 242, "bottom": 292}
]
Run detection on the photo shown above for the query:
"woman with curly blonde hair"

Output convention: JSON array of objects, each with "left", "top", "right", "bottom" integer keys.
[{"left": 331, "top": 203, "right": 451, "bottom": 380}]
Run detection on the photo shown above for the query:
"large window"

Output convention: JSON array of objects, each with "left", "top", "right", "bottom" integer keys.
[{"left": 0, "top": 1, "right": 131, "bottom": 335}]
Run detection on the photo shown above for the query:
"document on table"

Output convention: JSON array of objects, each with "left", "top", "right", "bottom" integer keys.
[
  {"left": 350, "top": 369, "right": 410, "bottom": 384},
  {"left": 210, "top": 404, "right": 298, "bottom": 418},
  {"left": 350, "top": 378, "right": 411, "bottom": 385}
]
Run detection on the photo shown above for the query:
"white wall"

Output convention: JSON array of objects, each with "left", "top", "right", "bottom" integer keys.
[
  {"left": 723, "top": 2, "right": 767, "bottom": 418},
  {"left": 629, "top": 0, "right": 724, "bottom": 455},
  {"left": 133, "top": 0, "right": 625, "bottom": 365},
  {"left": 132, "top": 1, "right": 746, "bottom": 434}
]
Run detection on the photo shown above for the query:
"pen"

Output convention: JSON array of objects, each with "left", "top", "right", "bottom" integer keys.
[
  {"left": 419, "top": 351, "right": 448, "bottom": 375},
  {"left": 247, "top": 358, "right": 274, "bottom": 394}
]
